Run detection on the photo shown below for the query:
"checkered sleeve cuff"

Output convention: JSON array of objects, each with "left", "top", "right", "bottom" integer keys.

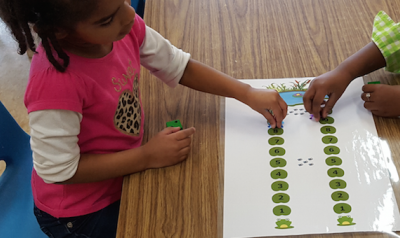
[{"left": 371, "top": 11, "right": 400, "bottom": 73}]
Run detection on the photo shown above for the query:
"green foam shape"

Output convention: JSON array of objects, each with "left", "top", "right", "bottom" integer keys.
[
  {"left": 326, "top": 156, "right": 342, "bottom": 166},
  {"left": 271, "top": 181, "right": 289, "bottom": 191},
  {"left": 320, "top": 126, "right": 336, "bottom": 134},
  {"left": 319, "top": 116, "right": 335, "bottom": 124},
  {"left": 271, "top": 169, "right": 288, "bottom": 179},
  {"left": 328, "top": 167, "right": 345, "bottom": 177},
  {"left": 331, "top": 191, "right": 349, "bottom": 201},
  {"left": 329, "top": 179, "right": 347, "bottom": 189},
  {"left": 268, "top": 128, "right": 284, "bottom": 135},
  {"left": 333, "top": 203, "right": 352, "bottom": 214},
  {"left": 270, "top": 158, "right": 287, "bottom": 168},
  {"left": 322, "top": 136, "right": 338, "bottom": 144},
  {"left": 324, "top": 146, "right": 340, "bottom": 155},
  {"left": 268, "top": 137, "right": 285, "bottom": 145},
  {"left": 269, "top": 147, "right": 286, "bottom": 156},
  {"left": 273, "top": 205, "right": 291, "bottom": 216},
  {"left": 328, "top": 109, "right": 333, "bottom": 114},
  {"left": 272, "top": 193, "right": 290, "bottom": 203}
]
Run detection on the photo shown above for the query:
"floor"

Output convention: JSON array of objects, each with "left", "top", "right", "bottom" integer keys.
[{"left": 0, "top": 19, "right": 31, "bottom": 176}]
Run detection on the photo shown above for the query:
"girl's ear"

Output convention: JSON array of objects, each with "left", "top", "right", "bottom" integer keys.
[
  {"left": 32, "top": 24, "right": 68, "bottom": 39},
  {"left": 54, "top": 28, "right": 68, "bottom": 40}
]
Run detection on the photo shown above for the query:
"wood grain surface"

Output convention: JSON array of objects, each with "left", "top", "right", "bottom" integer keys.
[{"left": 117, "top": 0, "right": 400, "bottom": 237}]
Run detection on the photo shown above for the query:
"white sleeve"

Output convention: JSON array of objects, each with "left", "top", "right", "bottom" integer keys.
[
  {"left": 140, "top": 25, "right": 191, "bottom": 87},
  {"left": 29, "top": 110, "right": 82, "bottom": 183}
]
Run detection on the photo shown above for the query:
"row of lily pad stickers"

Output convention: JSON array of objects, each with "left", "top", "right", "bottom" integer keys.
[{"left": 266, "top": 112, "right": 355, "bottom": 229}]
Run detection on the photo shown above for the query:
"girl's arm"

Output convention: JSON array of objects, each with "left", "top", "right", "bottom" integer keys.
[
  {"left": 179, "top": 59, "right": 287, "bottom": 128},
  {"left": 29, "top": 110, "right": 195, "bottom": 184},
  {"left": 179, "top": 59, "right": 253, "bottom": 100},
  {"left": 65, "top": 127, "right": 195, "bottom": 184},
  {"left": 139, "top": 26, "right": 286, "bottom": 128}
]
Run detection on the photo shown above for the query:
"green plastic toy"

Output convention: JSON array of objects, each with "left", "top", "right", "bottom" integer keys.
[{"left": 166, "top": 120, "right": 183, "bottom": 130}]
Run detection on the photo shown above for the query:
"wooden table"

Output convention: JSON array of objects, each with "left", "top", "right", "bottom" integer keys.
[{"left": 117, "top": 0, "right": 400, "bottom": 237}]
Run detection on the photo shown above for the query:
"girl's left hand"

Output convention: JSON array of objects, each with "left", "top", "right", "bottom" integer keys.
[
  {"left": 361, "top": 84, "right": 400, "bottom": 117},
  {"left": 244, "top": 88, "right": 288, "bottom": 128}
]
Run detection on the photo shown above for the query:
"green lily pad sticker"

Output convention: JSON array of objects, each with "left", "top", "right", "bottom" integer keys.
[
  {"left": 337, "top": 216, "right": 356, "bottom": 226},
  {"left": 326, "top": 156, "right": 342, "bottom": 166},
  {"left": 322, "top": 136, "right": 338, "bottom": 144},
  {"left": 269, "top": 147, "right": 286, "bottom": 156},
  {"left": 271, "top": 169, "right": 288, "bottom": 179},
  {"left": 275, "top": 219, "right": 294, "bottom": 229},
  {"left": 331, "top": 191, "right": 349, "bottom": 201},
  {"left": 273, "top": 205, "right": 291, "bottom": 216},
  {"left": 319, "top": 116, "right": 335, "bottom": 124},
  {"left": 270, "top": 158, "right": 287, "bottom": 168},
  {"left": 271, "top": 181, "right": 289, "bottom": 191},
  {"left": 328, "top": 109, "right": 333, "bottom": 115},
  {"left": 324, "top": 146, "right": 340, "bottom": 155},
  {"left": 329, "top": 179, "right": 347, "bottom": 189},
  {"left": 272, "top": 193, "right": 290, "bottom": 203},
  {"left": 333, "top": 203, "right": 352, "bottom": 214},
  {"left": 268, "top": 128, "right": 284, "bottom": 135},
  {"left": 327, "top": 167, "right": 345, "bottom": 177},
  {"left": 268, "top": 137, "right": 285, "bottom": 145},
  {"left": 321, "top": 126, "right": 336, "bottom": 134}
]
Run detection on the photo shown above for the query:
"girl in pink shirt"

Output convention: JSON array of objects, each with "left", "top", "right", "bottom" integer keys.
[{"left": 0, "top": 0, "right": 287, "bottom": 237}]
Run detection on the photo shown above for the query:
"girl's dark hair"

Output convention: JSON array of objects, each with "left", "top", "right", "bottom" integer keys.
[{"left": 0, "top": 0, "right": 97, "bottom": 72}]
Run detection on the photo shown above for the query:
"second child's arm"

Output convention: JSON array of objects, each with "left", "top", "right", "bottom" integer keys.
[
  {"left": 303, "top": 42, "right": 386, "bottom": 121},
  {"left": 337, "top": 42, "right": 386, "bottom": 82},
  {"left": 179, "top": 59, "right": 288, "bottom": 128}
]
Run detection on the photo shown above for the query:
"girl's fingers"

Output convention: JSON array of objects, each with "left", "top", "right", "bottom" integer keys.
[
  {"left": 179, "top": 147, "right": 191, "bottom": 156},
  {"left": 177, "top": 137, "right": 192, "bottom": 148},
  {"left": 271, "top": 106, "right": 284, "bottom": 128},
  {"left": 261, "top": 110, "right": 277, "bottom": 128},
  {"left": 363, "top": 101, "right": 377, "bottom": 111},
  {"left": 361, "top": 92, "right": 374, "bottom": 102},
  {"left": 279, "top": 98, "right": 288, "bottom": 119},
  {"left": 173, "top": 127, "right": 196, "bottom": 140},
  {"left": 310, "top": 91, "right": 327, "bottom": 121},
  {"left": 322, "top": 94, "right": 339, "bottom": 118},
  {"left": 163, "top": 126, "right": 182, "bottom": 134},
  {"left": 303, "top": 89, "right": 315, "bottom": 115},
  {"left": 362, "top": 84, "right": 376, "bottom": 93}
]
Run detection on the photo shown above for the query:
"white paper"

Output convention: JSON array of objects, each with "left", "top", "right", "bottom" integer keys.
[{"left": 223, "top": 77, "right": 400, "bottom": 237}]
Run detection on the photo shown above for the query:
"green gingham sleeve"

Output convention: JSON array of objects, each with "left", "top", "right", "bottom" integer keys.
[{"left": 371, "top": 11, "right": 400, "bottom": 73}]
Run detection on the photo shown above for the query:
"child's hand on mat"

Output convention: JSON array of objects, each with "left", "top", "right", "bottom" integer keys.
[
  {"left": 244, "top": 88, "right": 287, "bottom": 128},
  {"left": 143, "top": 127, "right": 196, "bottom": 169},
  {"left": 304, "top": 69, "right": 353, "bottom": 121},
  {"left": 361, "top": 84, "right": 400, "bottom": 117}
]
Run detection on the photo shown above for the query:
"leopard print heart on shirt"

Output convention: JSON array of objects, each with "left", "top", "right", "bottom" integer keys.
[{"left": 114, "top": 79, "right": 141, "bottom": 136}]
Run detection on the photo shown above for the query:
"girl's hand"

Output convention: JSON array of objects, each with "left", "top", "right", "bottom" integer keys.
[
  {"left": 143, "top": 127, "right": 196, "bottom": 169},
  {"left": 303, "top": 69, "right": 353, "bottom": 121},
  {"left": 361, "top": 84, "right": 400, "bottom": 117},
  {"left": 244, "top": 88, "right": 287, "bottom": 128}
]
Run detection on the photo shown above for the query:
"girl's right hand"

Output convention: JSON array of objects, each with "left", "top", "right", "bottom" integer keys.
[
  {"left": 143, "top": 127, "right": 196, "bottom": 169},
  {"left": 303, "top": 69, "right": 353, "bottom": 121}
]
